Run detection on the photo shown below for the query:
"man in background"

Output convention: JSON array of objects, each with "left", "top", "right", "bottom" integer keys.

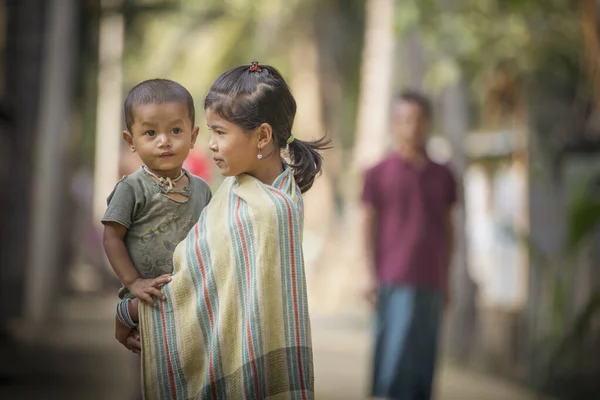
[{"left": 362, "top": 91, "right": 457, "bottom": 400}]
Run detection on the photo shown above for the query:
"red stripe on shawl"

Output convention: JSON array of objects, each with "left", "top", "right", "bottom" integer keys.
[
  {"left": 268, "top": 188, "right": 307, "bottom": 398},
  {"left": 159, "top": 302, "right": 178, "bottom": 398},
  {"left": 234, "top": 198, "right": 261, "bottom": 397},
  {"left": 279, "top": 173, "right": 289, "bottom": 190},
  {"left": 193, "top": 224, "right": 218, "bottom": 399}
]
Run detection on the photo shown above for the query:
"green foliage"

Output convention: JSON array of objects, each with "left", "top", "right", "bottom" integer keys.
[
  {"left": 567, "top": 184, "right": 600, "bottom": 254},
  {"left": 395, "top": 0, "right": 581, "bottom": 93},
  {"left": 521, "top": 171, "right": 600, "bottom": 387},
  {"left": 120, "top": 0, "right": 365, "bottom": 152}
]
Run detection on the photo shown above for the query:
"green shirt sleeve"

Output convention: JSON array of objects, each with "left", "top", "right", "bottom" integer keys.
[{"left": 101, "top": 179, "right": 137, "bottom": 229}]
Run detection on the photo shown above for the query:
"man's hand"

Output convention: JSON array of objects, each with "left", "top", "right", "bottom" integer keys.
[
  {"left": 364, "top": 274, "right": 378, "bottom": 308},
  {"left": 127, "top": 275, "right": 171, "bottom": 307},
  {"left": 444, "top": 289, "right": 452, "bottom": 311}
]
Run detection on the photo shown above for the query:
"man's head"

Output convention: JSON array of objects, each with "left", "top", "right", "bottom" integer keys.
[
  {"left": 391, "top": 90, "right": 432, "bottom": 151},
  {"left": 122, "top": 79, "right": 198, "bottom": 176}
]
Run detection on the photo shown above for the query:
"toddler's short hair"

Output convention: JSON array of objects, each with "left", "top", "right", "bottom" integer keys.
[{"left": 124, "top": 79, "right": 195, "bottom": 131}]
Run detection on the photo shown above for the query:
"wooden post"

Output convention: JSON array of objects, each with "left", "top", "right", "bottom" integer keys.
[
  {"left": 24, "top": 0, "right": 78, "bottom": 327},
  {"left": 92, "top": 0, "right": 124, "bottom": 223}
]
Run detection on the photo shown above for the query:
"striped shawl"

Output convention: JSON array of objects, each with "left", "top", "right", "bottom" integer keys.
[{"left": 139, "top": 168, "right": 314, "bottom": 399}]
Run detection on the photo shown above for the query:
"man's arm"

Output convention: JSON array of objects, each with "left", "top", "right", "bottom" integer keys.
[
  {"left": 361, "top": 165, "right": 380, "bottom": 305},
  {"left": 362, "top": 203, "right": 379, "bottom": 305},
  {"left": 444, "top": 208, "right": 455, "bottom": 300},
  {"left": 444, "top": 168, "right": 459, "bottom": 308},
  {"left": 363, "top": 204, "right": 378, "bottom": 279}
]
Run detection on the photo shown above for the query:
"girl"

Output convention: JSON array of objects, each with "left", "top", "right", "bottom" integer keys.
[{"left": 118, "top": 61, "right": 329, "bottom": 399}]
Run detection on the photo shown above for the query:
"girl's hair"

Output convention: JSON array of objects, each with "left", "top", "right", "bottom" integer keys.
[{"left": 204, "top": 62, "right": 331, "bottom": 193}]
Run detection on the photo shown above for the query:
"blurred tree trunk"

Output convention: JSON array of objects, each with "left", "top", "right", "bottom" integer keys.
[
  {"left": 440, "top": 78, "right": 478, "bottom": 361},
  {"left": 289, "top": 22, "right": 334, "bottom": 275},
  {"left": 308, "top": 0, "right": 396, "bottom": 314},
  {"left": 437, "top": 0, "right": 478, "bottom": 364},
  {"left": 352, "top": 0, "right": 395, "bottom": 171},
  {"left": 0, "top": 0, "right": 47, "bottom": 337}
]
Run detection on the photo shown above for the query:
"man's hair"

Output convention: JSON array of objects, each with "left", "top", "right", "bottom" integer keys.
[
  {"left": 394, "top": 90, "right": 433, "bottom": 120},
  {"left": 124, "top": 79, "right": 195, "bottom": 131}
]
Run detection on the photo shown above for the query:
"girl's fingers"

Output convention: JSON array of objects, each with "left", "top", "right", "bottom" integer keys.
[{"left": 148, "top": 288, "right": 165, "bottom": 301}]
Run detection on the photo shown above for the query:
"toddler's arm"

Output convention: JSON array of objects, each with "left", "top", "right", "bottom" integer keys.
[{"left": 103, "top": 222, "right": 171, "bottom": 306}]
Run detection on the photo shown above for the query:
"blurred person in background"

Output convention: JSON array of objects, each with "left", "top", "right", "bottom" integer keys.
[
  {"left": 361, "top": 91, "right": 457, "bottom": 400},
  {"left": 184, "top": 147, "right": 213, "bottom": 184}
]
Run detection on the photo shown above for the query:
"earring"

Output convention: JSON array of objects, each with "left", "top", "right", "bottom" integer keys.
[{"left": 257, "top": 147, "right": 263, "bottom": 160}]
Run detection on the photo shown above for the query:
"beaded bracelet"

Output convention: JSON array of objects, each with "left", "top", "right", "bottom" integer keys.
[{"left": 116, "top": 298, "right": 137, "bottom": 329}]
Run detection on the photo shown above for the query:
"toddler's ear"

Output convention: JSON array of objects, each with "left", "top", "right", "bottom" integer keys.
[
  {"left": 190, "top": 126, "right": 200, "bottom": 149},
  {"left": 122, "top": 130, "right": 136, "bottom": 152}
]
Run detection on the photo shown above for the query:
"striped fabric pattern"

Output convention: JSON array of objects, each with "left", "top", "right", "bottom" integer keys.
[{"left": 139, "top": 168, "right": 314, "bottom": 399}]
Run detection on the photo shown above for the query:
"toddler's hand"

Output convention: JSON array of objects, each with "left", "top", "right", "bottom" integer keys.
[{"left": 128, "top": 274, "right": 172, "bottom": 307}]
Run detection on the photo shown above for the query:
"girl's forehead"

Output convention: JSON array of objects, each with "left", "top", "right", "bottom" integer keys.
[{"left": 205, "top": 108, "right": 233, "bottom": 128}]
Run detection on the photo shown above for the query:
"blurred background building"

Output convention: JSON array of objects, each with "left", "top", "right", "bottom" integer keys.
[{"left": 0, "top": 0, "right": 599, "bottom": 398}]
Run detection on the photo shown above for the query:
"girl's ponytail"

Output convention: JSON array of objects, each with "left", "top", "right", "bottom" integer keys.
[{"left": 287, "top": 135, "right": 331, "bottom": 193}]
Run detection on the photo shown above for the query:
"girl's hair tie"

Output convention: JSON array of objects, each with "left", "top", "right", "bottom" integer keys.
[{"left": 249, "top": 60, "right": 261, "bottom": 73}]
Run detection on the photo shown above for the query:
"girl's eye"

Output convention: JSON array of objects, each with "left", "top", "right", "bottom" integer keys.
[
  {"left": 217, "top": 130, "right": 225, "bottom": 136},
  {"left": 145, "top": 130, "right": 156, "bottom": 136},
  {"left": 172, "top": 128, "right": 182, "bottom": 134}
]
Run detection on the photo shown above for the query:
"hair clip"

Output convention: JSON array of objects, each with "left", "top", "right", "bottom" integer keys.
[{"left": 249, "top": 60, "right": 261, "bottom": 73}]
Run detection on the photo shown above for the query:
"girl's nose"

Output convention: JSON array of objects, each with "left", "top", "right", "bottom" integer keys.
[{"left": 208, "top": 136, "right": 217, "bottom": 152}]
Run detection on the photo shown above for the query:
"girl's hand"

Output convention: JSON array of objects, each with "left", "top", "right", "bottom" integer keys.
[
  {"left": 115, "top": 317, "right": 140, "bottom": 354},
  {"left": 127, "top": 329, "right": 141, "bottom": 355}
]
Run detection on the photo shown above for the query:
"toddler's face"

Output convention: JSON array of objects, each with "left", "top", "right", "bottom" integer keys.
[{"left": 124, "top": 102, "right": 198, "bottom": 176}]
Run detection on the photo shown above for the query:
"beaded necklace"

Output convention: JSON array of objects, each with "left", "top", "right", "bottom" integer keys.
[{"left": 142, "top": 166, "right": 190, "bottom": 197}]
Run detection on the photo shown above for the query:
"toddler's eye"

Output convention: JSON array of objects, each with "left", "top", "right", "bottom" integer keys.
[
  {"left": 145, "top": 130, "right": 156, "bottom": 136},
  {"left": 172, "top": 128, "right": 182, "bottom": 134}
]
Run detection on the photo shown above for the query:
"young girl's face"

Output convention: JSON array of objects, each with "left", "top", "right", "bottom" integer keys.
[{"left": 206, "top": 107, "right": 261, "bottom": 177}]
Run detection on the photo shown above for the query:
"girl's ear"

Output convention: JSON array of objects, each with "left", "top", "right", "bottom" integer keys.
[{"left": 256, "top": 123, "right": 273, "bottom": 148}]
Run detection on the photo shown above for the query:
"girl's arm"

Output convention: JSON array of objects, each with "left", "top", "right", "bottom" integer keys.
[{"left": 127, "top": 298, "right": 140, "bottom": 323}]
